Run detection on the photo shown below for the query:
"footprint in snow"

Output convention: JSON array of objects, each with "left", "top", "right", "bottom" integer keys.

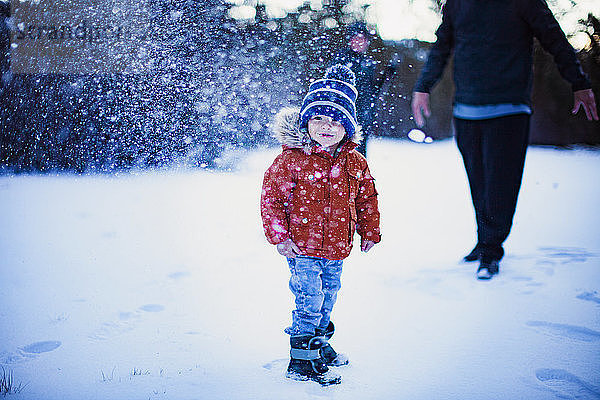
[
  {"left": 20, "top": 341, "right": 62, "bottom": 354},
  {"left": 118, "top": 311, "right": 140, "bottom": 321},
  {"left": 89, "top": 320, "right": 136, "bottom": 341},
  {"left": 262, "top": 359, "right": 288, "bottom": 372},
  {"left": 576, "top": 291, "right": 600, "bottom": 305},
  {"left": 526, "top": 321, "right": 600, "bottom": 342},
  {"left": 89, "top": 305, "right": 164, "bottom": 341},
  {"left": 139, "top": 304, "right": 164, "bottom": 312},
  {"left": 535, "top": 265, "right": 555, "bottom": 276},
  {"left": 0, "top": 350, "right": 34, "bottom": 365},
  {"left": 0, "top": 341, "right": 61, "bottom": 364},
  {"left": 525, "top": 282, "right": 545, "bottom": 287},
  {"left": 510, "top": 275, "right": 544, "bottom": 295},
  {"left": 538, "top": 246, "right": 596, "bottom": 264},
  {"left": 536, "top": 368, "right": 600, "bottom": 399}
]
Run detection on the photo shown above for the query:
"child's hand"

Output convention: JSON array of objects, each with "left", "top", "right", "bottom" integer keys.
[
  {"left": 361, "top": 239, "right": 376, "bottom": 253},
  {"left": 277, "top": 239, "right": 302, "bottom": 258}
]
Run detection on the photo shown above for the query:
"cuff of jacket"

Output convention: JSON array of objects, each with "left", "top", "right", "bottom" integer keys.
[
  {"left": 361, "top": 232, "right": 381, "bottom": 244},
  {"left": 572, "top": 79, "right": 592, "bottom": 92},
  {"left": 413, "top": 81, "right": 432, "bottom": 94},
  {"left": 267, "top": 233, "right": 289, "bottom": 245}
]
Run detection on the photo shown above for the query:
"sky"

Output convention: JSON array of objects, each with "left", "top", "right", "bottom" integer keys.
[{"left": 229, "top": 0, "right": 600, "bottom": 49}]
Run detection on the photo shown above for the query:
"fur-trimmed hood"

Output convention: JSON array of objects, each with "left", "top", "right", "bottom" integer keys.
[{"left": 271, "top": 107, "right": 363, "bottom": 153}]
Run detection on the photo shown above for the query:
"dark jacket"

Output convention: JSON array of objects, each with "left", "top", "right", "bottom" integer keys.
[
  {"left": 332, "top": 49, "right": 381, "bottom": 127},
  {"left": 414, "top": 0, "right": 591, "bottom": 105}
]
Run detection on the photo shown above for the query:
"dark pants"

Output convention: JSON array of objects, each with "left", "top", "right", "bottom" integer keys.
[{"left": 454, "top": 114, "right": 530, "bottom": 261}]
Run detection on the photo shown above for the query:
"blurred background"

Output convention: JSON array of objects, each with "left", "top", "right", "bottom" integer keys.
[{"left": 0, "top": 0, "right": 598, "bottom": 173}]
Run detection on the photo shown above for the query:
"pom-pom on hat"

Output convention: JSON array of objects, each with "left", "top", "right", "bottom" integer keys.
[{"left": 299, "top": 64, "right": 359, "bottom": 138}]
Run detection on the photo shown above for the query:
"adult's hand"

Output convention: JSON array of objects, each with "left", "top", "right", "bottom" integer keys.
[
  {"left": 572, "top": 89, "right": 599, "bottom": 121},
  {"left": 411, "top": 92, "right": 431, "bottom": 128},
  {"left": 276, "top": 238, "right": 301, "bottom": 258}
]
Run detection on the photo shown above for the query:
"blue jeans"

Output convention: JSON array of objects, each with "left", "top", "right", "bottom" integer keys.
[{"left": 285, "top": 256, "right": 343, "bottom": 336}]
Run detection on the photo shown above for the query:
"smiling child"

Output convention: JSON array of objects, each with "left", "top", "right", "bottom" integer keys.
[{"left": 260, "top": 65, "right": 381, "bottom": 385}]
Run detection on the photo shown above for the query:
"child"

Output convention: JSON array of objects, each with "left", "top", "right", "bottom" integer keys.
[{"left": 260, "top": 65, "right": 381, "bottom": 386}]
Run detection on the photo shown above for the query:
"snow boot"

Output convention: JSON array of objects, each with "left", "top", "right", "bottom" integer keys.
[
  {"left": 477, "top": 257, "right": 500, "bottom": 280},
  {"left": 315, "top": 322, "right": 349, "bottom": 367},
  {"left": 463, "top": 244, "right": 481, "bottom": 262},
  {"left": 286, "top": 335, "right": 341, "bottom": 386}
]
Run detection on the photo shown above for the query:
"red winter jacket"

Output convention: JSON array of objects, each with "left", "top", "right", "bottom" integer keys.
[{"left": 261, "top": 108, "right": 381, "bottom": 260}]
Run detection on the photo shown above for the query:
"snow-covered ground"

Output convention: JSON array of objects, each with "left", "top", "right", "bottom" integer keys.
[{"left": 1, "top": 138, "right": 599, "bottom": 400}]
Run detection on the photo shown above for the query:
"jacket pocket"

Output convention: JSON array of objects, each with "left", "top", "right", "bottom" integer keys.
[{"left": 290, "top": 215, "right": 324, "bottom": 249}]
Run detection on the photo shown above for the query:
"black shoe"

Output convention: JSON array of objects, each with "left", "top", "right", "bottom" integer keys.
[
  {"left": 320, "top": 343, "right": 349, "bottom": 366},
  {"left": 286, "top": 359, "right": 341, "bottom": 385},
  {"left": 477, "top": 258, "right": 499, "bottom": 280},
  {"left": 463, "top": 245, "right": 481, "bottom": 262},
  {"left": 315, "top": 322, "right": 349, "bottom": 366},
  {"left": 286, "top": 335, "right": 341, "bottom": 386}
]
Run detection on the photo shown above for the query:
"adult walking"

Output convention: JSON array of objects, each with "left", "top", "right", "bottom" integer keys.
[
  {"left": 332, "top": 22, "right": 392, "bottom": 157},
  {"left": 411, "top": 0, "right": 598, "bottom": 279}
]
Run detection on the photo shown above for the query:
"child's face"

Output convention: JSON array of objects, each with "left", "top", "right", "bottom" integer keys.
[{"left": 308, "top": 115, "right": 346, "bottom": 151}]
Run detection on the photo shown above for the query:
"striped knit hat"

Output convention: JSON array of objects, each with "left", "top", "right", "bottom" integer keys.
[{"left": 299, "top": 64, "right": 359, "bottom": 138}]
